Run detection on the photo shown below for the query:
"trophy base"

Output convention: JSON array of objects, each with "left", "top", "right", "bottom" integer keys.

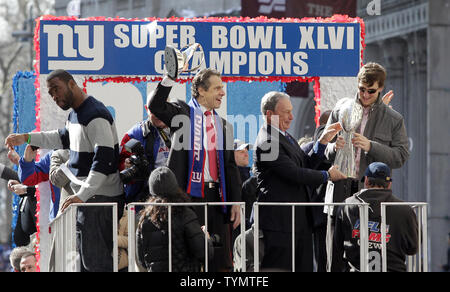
[{"left": 164, "top": 45, "right": 179, "bottom": 80}]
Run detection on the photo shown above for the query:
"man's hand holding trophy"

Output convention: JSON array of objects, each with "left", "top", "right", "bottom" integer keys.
[{"left": 164, "top": 43, "right": 205, "bottom": 80}]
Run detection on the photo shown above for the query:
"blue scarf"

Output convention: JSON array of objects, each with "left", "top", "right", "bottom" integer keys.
[{"left": 187, "top": 98, "right": 227, "bottom": 209}]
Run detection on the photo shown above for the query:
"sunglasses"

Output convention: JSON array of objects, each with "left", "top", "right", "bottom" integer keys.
[{"left": 359, "top": 87, "right": 378, "bottom": 95}]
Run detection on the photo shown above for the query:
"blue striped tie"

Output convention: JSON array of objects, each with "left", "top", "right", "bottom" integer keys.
[{"left": 286, "top": 133, "right": 296, "bottom": 145}]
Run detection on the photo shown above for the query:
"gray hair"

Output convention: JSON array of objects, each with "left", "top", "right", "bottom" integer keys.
[
  {"left": 9, "top": 247, "right": 32, "bottom": 271},
  {"left": 260, "top": 91, "right": 290, "bottom": 116}
]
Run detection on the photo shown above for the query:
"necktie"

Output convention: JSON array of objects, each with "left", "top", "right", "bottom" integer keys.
[
  {"left": 205, "top": 111, "right": 219, "bottom": 181},
  {"left": 286, "top": 133, "right": 296, "bottom": 145}
]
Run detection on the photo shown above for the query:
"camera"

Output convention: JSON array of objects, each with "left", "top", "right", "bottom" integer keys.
[{"left": 120, "top": 139, "right": 150, "bottom": 184}]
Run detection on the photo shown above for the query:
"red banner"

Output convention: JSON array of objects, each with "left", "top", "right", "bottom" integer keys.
[{"left": 241, "top": 0, "right": 357, "bottom": 18}]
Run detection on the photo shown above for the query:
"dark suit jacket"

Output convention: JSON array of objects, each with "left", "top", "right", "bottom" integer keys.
[
  {"left": 148, "top": 83, "right": 242, "bottom": 203},
  {"left": 254, "top": 124, "right": 326, "bottom": 234}
]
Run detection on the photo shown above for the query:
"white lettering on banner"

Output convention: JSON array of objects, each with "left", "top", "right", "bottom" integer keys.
[
  {"left": 230, "top": 26, "right": 246, "bottom": 49},
  {"left": 293, "top": 52, "right": 309, "bottom": 75},
  {"left": 210, "top": 51, "right": 230, "bottom": 75},
  {"left": 248, "top": 26, "right": 273, "bottom": 49},
  {"left": 299, "top": 26, "right": 355, "bottom": 50},
  {"left": 209, "top": 51, "right": 308, "bottom": 76},
  {"left": 149, "top": 25, "right": 165, "bottom": 47},
  {"left": 211, "top": 25, "right": 286, "bottom": 50},
  {"left": 112, "top": 24, "right": 196, "bottom": 48},
  {"left": 180, "top": 26, "right": 196, "bottom": 48},
  {"left": 166, "top": 25, "right": 178, "bottom": 47},
  {"left": 212, "top": 26, "right": 228, "bottom": 48},
  {"left": 43, "top": 24, "right": 105, "bottom": 71},
  {"left": 114, "top": 24, "right": 129, "bottom": 48},
  {"left": 233, "top": 52, "right": 247, "bottom": 75},
  {"left": 40, "top": 21, "right": 359, "bottom": 76},
  {"left": 132, "top": 25, "right": 148, "bottom": 48}
]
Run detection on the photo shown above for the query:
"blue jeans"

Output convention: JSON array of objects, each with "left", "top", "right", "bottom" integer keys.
[{"left": 76, "top": 194, "right": 125, "bottom": 272}]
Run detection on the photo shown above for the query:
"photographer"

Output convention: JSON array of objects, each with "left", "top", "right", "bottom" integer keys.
[{"left": 119, "top": 99, "right": 171, "bottom": 203}]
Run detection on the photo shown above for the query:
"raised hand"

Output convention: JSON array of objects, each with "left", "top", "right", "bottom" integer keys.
[
  {"left": 319, "top": 122, "right": 343, "bottom": 144},
  {"left": 382, "top": 90, "right": 394, "bottom": 108},
  {"left": 24, "top": 145, "right": 38, "bottom": 162}
]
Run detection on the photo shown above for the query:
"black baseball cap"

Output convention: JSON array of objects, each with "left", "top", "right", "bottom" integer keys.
[{"left": 361, "top": 162, "right": 392, "bottom": 183}]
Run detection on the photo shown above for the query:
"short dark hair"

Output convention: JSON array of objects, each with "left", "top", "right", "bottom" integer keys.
[
  {"left": 367, "top": 177, "right": 390, "bottom": 189},
  {"left": 358, "top": 62, "right": 387, "bottom": 88},
  {"left": 319, "top": 110, "right": 332, "bottom": 126},
  {"left": 46, "top": 69, "right": 75, "bottom": 84},
  {"left": 138, "top": 188, "right": 190, "bottom": 229},
  {"left": 191, "top": 68, "right": 221, "bottom": 99}
]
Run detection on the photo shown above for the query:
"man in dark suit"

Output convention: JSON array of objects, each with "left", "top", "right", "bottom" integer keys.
[
  {"left": 254, "top": 91, "right": 346, "bottom": 272},
  {"left": 148, "top": 68, "right": 241, "bottom": 271}
]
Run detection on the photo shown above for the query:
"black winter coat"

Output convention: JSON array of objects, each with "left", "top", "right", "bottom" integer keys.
[
  {"left": 136, "top": 207, "right": 213, "bottom": 272},
  {"left": 332, "top": 188, "right": 418, "bottom": 272}
]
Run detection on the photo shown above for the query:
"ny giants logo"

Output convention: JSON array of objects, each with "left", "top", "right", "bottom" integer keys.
[
  {"left": 43, "top": 24, "right": 105, "bottom": 71},
  {"left": 191, "top": 172, "right": 202, "bottom": 183}
]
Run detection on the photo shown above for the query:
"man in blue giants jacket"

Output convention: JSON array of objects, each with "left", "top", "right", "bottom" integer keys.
[{"left": 119, "top": 97, "right": 170, "bottom": 203}]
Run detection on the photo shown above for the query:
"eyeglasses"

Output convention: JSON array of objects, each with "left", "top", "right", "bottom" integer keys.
[{"left": 359, "top": 87, "right": 378, "bottom": 95}]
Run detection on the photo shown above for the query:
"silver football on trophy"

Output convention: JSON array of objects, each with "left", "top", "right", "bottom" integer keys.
[
  {"left": 334, "top": 98, "right": 363, "bottom": 178},
  {"left": 164, "top": 43, "right": 205, "bottom": 80}
]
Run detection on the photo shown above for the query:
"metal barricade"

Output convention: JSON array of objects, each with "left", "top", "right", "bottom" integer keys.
[
  {"left": 127, "top": 202, "right": 246, "bottom": 272},
  {"left": 380, "top": 202, "right": 428, "bottom": 272},
  {"left": 48, "top": 203, "right": 119, "bottom": 272},
  {"left": 252, "top": 202, "right": 371, "bottom": 272}
]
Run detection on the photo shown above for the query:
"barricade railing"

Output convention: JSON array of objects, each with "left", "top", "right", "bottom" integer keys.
[
  {"left": 252, "top": 202, "right": 371, "bottom": 272},
  {"left": 48, "top": 203, "right": 119, "bottom": 272},
  {"left": 380, "top": 202, "right": 428, "bottom": 272},
  {"left": 127, "top": 202, "right": 246, "bottom": 272},
  {"left": 48, "top": 201, "right": 428, "bottom": 272}
]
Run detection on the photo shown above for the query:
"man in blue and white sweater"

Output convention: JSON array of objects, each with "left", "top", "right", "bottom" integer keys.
[{"left": 5, "top": 69, "right": 125, "bottom": 272}]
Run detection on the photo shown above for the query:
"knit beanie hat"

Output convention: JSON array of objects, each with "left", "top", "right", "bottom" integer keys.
[{"left": 148, "top": 166, "right": 179, "bottom": 197}]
